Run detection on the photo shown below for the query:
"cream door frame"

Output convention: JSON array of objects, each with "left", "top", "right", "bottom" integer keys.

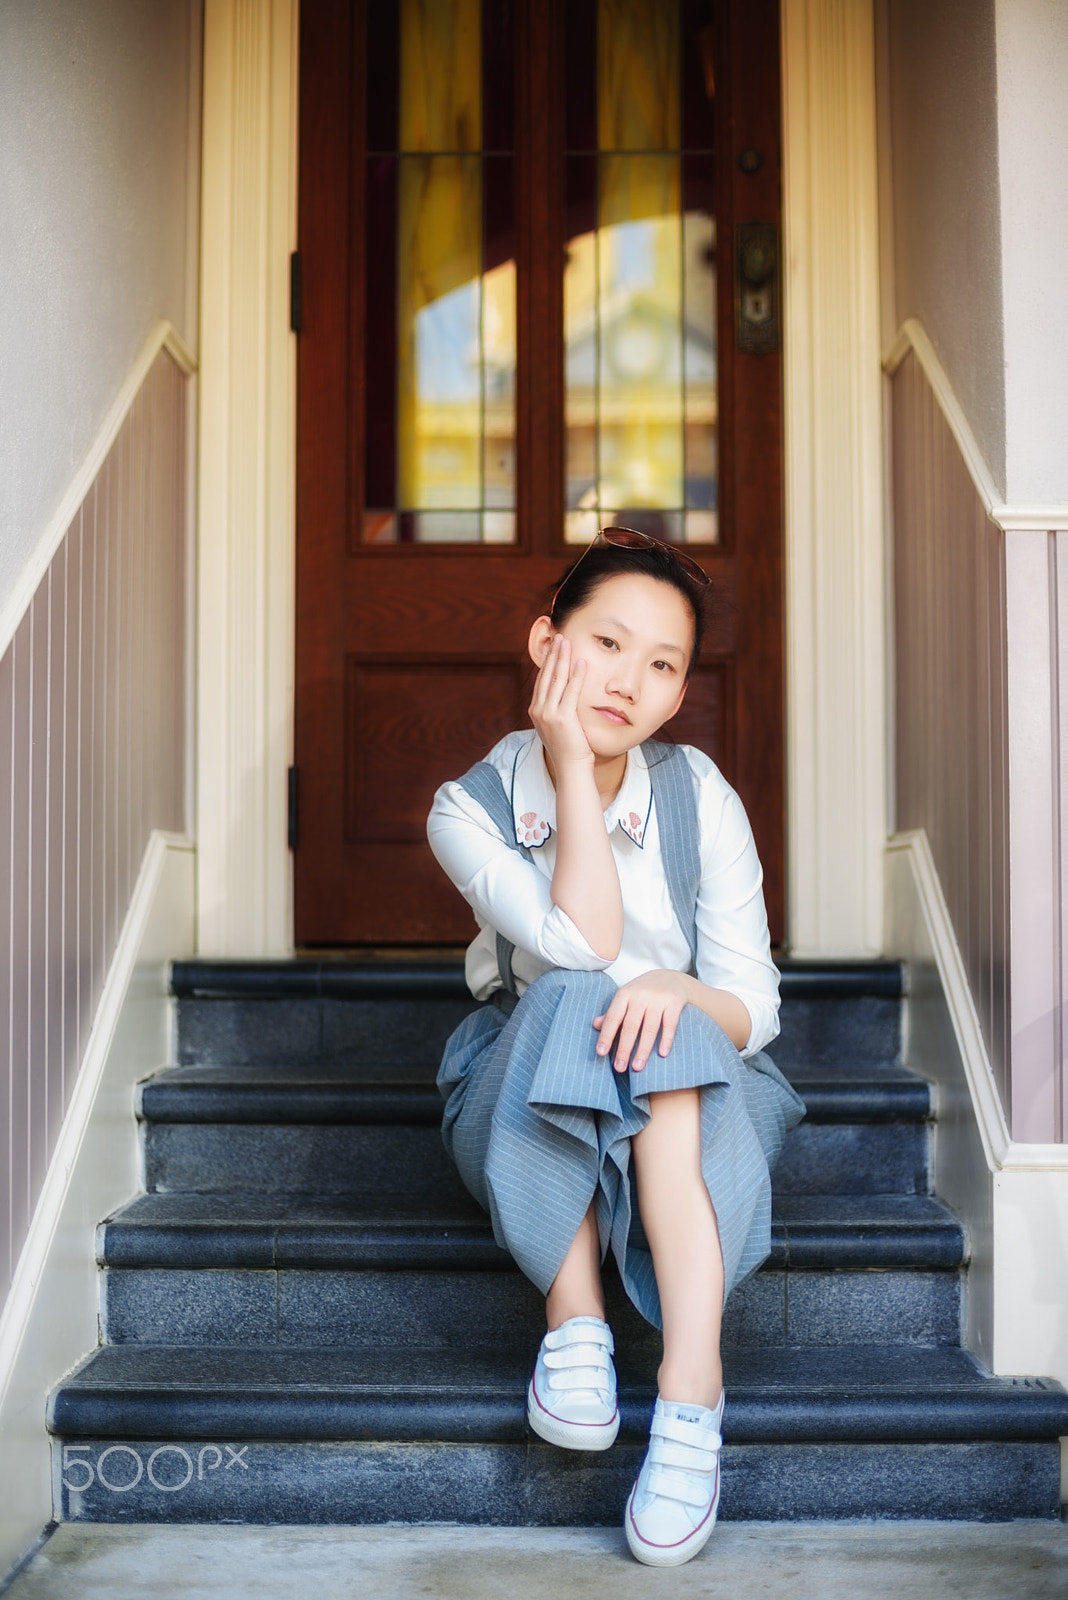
[
  {"left": 780, "top": 0, "right": 886, "bottom": 955},
  {"left": 195, "top": 0, "right": 886, "bottom": 957},
  {"left": 197, "top": 0, "right": 298, "bottom": 955}
]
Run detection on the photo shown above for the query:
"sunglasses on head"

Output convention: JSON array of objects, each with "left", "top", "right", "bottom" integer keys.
[{"left": 550, "top": 526, "right": 711, "bottom": 618}]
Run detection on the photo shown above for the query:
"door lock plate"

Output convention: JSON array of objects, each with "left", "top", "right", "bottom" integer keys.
[{"left": 736, "top": 221, "right": 780, "bottom": 355}]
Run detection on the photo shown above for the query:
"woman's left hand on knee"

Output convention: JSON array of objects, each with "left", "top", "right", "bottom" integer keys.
[{"left": 593, "top": 970, "right": 692, "bottom": 1073}]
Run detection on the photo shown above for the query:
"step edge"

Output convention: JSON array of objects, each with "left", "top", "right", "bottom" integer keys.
[
  {"left": 171, "top": 959, "right": 906, "bottom": 1002},
  {"left": 137, "top": 1081, "right": 933, "bottom": 1127},
  {"left": 97, "top": 1226, "right": 968, "bottom": 1272},
  {"left": 48, "top": 1388, "right": 1068, "bottom": 1446}
]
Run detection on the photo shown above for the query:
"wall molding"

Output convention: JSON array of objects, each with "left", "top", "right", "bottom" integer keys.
[
  {"left": 887, "top": 832, "right": 1068, "bottom": 1173},
  {"left": 888, "top": 321, "right": 1068, "bottom": 1145},
  {"left": 196, "top": 0, "right": 298, "bottom": 956},
  {"left": 780, "top": 0, "right": 887, "bottom": 956},
  {"left": 0, "top": 833, "right": 195, "bottom": 1585},
  {"left": 0, "top": 322, "right": 195, "bottom": 665},
  {"left": 884, "top": 319, "right": 1068, "bottom": 534}
]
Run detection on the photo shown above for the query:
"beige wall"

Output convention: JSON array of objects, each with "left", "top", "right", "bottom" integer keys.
[
  {"left": 0, "top": 0, "right": 201, "bottom": 612},
  {"left": 881, "top": 0, "right": 1068, "bottom": 1145},
  {"left": 882, "top": 0, "right": 1005, "bottom": 496},
  {"left": 996, "top": 0, "right": 1068, "bottom": 504}
]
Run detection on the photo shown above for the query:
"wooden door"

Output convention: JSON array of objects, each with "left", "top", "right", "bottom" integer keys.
[{"left": 295, "top": 0, "right": 785, "bottom": 945}]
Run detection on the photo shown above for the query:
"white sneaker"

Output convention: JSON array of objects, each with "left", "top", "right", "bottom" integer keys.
[
  {"left": 625, "top": 1393, "right": 724, "bottom": 1566},
  {"left": 526, "top": 1316, "right": 619, "bottom": 1451}
]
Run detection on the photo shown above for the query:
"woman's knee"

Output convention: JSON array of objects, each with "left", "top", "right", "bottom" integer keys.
[{"left": 525, "top": 967, "right": 616, "bottom": 1006}]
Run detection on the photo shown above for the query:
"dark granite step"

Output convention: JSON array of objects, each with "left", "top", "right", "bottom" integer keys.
[
  {"left": 98, "top": 1260, "right": 962, "bottom": 1353},
  {"left": 48, "top": 1343, "right": 1068, "bottom": 1524},
  {"left": 170, "top": 958, "right": 906, "bottom": 1002},
  {"left": 139, "top": 1062, "right": 931, "bottom": 1126},
  {"left": 140, "top": 1113, "right": 931, "bottom": 1200},
  {"left": 171, "top": 960, "right": 906, "bottom": 1079},
  {"left": 95, "top": 1192, "right": 966, "bottom": 1353},
  {"left": 99, "top": 1192, "right": 965, "bottom": 1273},
  {"left": 49, "top": 1342, "right": 1068, "bottom": 1444}
]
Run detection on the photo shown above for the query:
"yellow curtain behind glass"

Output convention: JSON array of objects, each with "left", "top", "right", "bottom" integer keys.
[
  {"left": 598, "top": 0, "right": 679, "bottom": 151},
  {"left": 401, "top": 0, "right": 482, "bottom": 151},
  {"left": 599, "top": 150, "right": 679, "bottom": 229},
  {"left": 398, "top": 0, "right": 484, "bottom": 513}
]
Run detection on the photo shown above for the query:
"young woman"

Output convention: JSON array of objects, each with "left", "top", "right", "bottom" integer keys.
[{"left": 427, "top": 530, "right": 804, "bottom": 1566}]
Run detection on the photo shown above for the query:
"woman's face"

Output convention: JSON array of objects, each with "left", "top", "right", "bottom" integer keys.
[{"left": 532, "top": 571, "right": 693, "bottom": 759}]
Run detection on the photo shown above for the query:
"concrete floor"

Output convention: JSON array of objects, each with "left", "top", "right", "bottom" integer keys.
[{"left": 3, "top": 1522, "right": 1067, "bottom": 1600}]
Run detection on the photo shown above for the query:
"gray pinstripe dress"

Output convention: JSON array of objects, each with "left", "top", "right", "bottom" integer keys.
[{"left": 436, "top": 741, "right": 805, "bottom": 1328}]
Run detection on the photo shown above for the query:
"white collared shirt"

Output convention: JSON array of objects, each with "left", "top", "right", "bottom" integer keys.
[{"left": 426, "top": 730, "right": 780, "bottom": 1057}]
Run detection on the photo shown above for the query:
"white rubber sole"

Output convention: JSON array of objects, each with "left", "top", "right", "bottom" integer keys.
[
  {"left": 526, "top": 1380, "right": 620, "bottom": 1452},
  {"left": 624, "top": 1473, "right": 720, "bottom": 1568}
]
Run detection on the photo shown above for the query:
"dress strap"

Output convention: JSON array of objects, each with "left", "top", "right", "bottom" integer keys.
[
  {"left": 642, "top": 740, "right": 700, "bottom": 972},
  {"left": 454, "top": 760, "right": 530, "bottom": 995}
]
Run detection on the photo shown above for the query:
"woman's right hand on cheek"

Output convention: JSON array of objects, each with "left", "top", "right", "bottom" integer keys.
[{"left": 529, "top": 635, "right": 594, "bottom": 769}]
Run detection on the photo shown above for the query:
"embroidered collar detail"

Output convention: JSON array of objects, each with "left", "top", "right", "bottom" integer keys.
[
  {"left": 608, "top": 743, "right": 654, "bottom": 849},
  {"left": 509, "top": 737, "right": 554, "bottom": 849},
  {"left": 516, "top": 811, "right": 551, "bottom": 847},
  {"left": 616, "top": 798, "right": 652, "bottom": 848}
]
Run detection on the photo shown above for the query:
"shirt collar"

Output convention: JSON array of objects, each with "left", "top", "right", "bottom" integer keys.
[
  {"left": 510, "top": 733, "right": 653, "bottom": 850},
  {"left": 509, "top": 734, "right": 555, "bottom": 848},
  {"left": 611, "top": 742, "right": 653, "bottom": 848}
]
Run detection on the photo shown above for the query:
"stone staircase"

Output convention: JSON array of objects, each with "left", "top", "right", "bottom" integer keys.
[{"left": 48, "top": 960, "right": 1068, "bottom": 1525}]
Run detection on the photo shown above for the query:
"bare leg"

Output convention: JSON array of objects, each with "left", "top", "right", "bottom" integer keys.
[
  {"left": 545, "top": 1203, "right": 605, "bottom": 1330},
  {"left": 631, "top": 1088, "right": 724, "bottom": 1409}
]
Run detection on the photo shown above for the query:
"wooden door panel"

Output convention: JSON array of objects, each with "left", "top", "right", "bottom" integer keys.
[
  {"left": 295, "top": 0, "right": 784, "bottom": 947},
  {"left": 345, "top": 659, "right": 527, "bottom": 840},
  {"left": 666, "top": 663, "right": 732, "bottom": 777}
]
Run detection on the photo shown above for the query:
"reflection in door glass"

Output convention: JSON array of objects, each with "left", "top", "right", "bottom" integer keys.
[
  {"left": 362, "top": 0, "right": 516, "bottom": 545},
  {"left": 565, "top": 0, "right": 717, "bottom": 545}
]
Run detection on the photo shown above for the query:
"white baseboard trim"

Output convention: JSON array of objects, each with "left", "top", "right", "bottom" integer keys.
[
  {"left": 884, "top": 829, "right": 996, "bottom": 1369},
  {"left": 886, "top": 831, "right": 1068, "bottom": 1174},
  {"left": 0, "top": 832, "right": 195, "bottom": 1585},
  {"left": 885, "top": 830, "right": 1068, "bottom": 1501},
  {"left": 0, "top": 321, "right": 197, "bottom": 665}
]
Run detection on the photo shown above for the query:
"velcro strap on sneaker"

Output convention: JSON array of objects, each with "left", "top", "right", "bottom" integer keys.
[
  {"left": 544, "top": 1344, "right": 614, "bottom": 1373},
  {"left": 648, "top": 1437, "right": 718, "bottom": 1473},
  {"left": 646, "top": 1464, "right": 717, "bottom": 1509},
  {"left": 547, "top": 1368, "right": 614, "bottom": 1395},
  {"left": 650, "top": 1413, "right": 721, "bottom": 1452},
  {"left": 543, "top": 1321, "right": 614, "bottom": 1355}
]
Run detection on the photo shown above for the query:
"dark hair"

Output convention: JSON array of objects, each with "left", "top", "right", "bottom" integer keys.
[{"left": 549, "top": 543, "right": 707, "bottom": 672}]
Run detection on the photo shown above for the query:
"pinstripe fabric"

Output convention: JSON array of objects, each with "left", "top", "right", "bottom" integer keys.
[
  {"left": 642, "top": 741, "right": 701, "bottom": 969},
  {"left": 437, "top": 747, "right": 804, "bottom": 1328}
]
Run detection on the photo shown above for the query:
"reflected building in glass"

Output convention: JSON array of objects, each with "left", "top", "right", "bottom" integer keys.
[
  {"left": 361, "top": 0, "right": 717, "bottom": 547},
  {"left": 363, "top": 0, "right": 516, "bottom": 544},
  {"left": 565, "top": 0, "right": 718, "bottom": 545}
]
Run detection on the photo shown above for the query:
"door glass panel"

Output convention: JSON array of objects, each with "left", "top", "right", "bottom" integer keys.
[
  {"left": 565, "top": 0, "right": 717, "bottom": 545},
  {"left": 362, "top": 0, "right": 517, "bottom": 545}
]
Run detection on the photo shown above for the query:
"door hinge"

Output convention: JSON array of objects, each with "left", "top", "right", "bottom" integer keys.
[
  {"left": 288, "top": 766, "right": 299, "bottom": 850},
  {"left": 289, "top": 252, "right": 302, "bottom": 334}
]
